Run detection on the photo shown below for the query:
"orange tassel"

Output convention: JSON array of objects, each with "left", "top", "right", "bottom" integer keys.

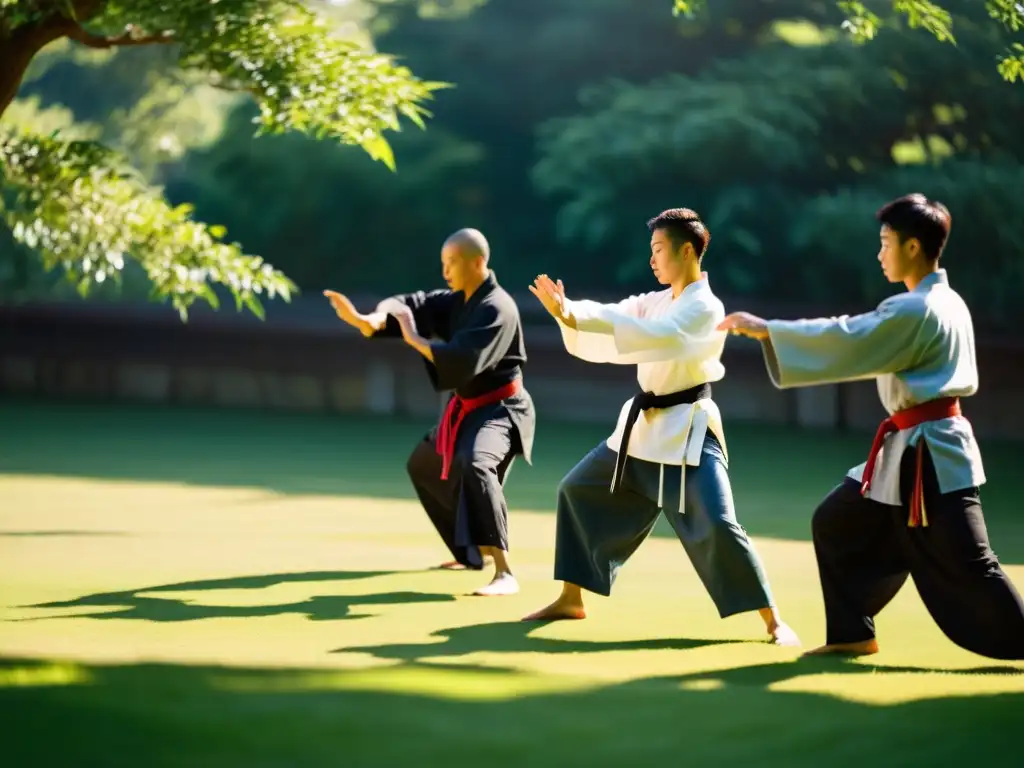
[{"left": 907, "top": 440, "right": 929, "bottom": 528}]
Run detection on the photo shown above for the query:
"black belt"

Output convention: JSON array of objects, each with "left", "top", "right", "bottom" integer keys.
[{"left": 610, "top": 382, "right": 712, "bottom": 494}]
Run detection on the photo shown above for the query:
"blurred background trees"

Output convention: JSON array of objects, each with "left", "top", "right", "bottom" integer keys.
[{"left": 3, "top": 0, "right": 1022, "bottom": 329}]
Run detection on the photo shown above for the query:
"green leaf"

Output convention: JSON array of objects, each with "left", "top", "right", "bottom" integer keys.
[
  {"left": 997, "top": 44, "right": 1024, "bottom": 82},
  {"left": 244, "top": 294, "right": 265, "bottom": 321},
  {"left": 363, "top": 135, "right": 396, "bottom": 172},
  {"left": 75, "top": 1, "right": 447, "bottom": 167},
  {"left": 0, "top": 128, "right": 297, "bottom": 321}
]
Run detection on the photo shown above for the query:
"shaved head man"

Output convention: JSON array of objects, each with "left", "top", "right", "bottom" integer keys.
[
  {"left": 440, "top": 229, "right": 491, "bottom": 295},
  {"left": 324, "top": 229, "right": 535, "bottom": 597},
  {"left": 444, "top": 227, "right": 490, "bottom": 260}
]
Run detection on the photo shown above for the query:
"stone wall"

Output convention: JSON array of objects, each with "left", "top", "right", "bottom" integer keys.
[{"left": 2, "top": 300, "right": 1021, "bottom": 440}]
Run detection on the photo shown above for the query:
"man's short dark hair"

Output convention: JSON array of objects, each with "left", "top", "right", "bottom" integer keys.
[
  {"left": 876, "top": 194, "right": 951, "bottom": 262},
  {"left": 646, "top": 208, "right": 711, "bottom": 259}
]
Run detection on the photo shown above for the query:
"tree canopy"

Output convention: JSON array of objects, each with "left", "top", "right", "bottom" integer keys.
[
  {"left": 0, "top": 0, "right": 443, "bottom": 318},
  {"left": 532, "top": 1, "right": 1024, "bottom": 321},
  {"left": 673, "top": 0, "right": 1024, "bottom": 82},
  {"left": 1, "top": 0, "right": 1021, "bottom": 323}
]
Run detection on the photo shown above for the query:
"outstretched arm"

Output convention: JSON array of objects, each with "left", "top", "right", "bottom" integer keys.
[
  {"left": 370, "top": 289, "right": 457, "bottom": 340},
  {"left": 530, "top": 274, "right": 719, "bottom": 365},
  {"left": 529, "top": 274, "right": 642, "bottom": 330},
  {"left": 323, "top": 290, "right": 384, "bottom": 337},
  {"left": 718, "top": 297, "right": 928, "bottom": 388},
  {"left": 323, "top": 288, "right": 456, "bottom": 341}
]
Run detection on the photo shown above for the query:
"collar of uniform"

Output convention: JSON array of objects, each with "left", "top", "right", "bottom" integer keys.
[
  {"left": 674, "top": 272, "right": 709, "bottom": 301},
  {"left": 913, "top": 268, "right": 948, "bottom": 294},
  {"left": 462, "top": 269, "right": 497, "bottom": 308}
]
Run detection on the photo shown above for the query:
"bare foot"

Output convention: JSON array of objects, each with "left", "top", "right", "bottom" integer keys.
[
  {"left": 768, "top": 621, "right": 801, "bottom": 647},
  {"left": 522, "top": 597, "right": 587, "bottom": 621},
  {"left": 472, "top": 572, "right": 519, "bottom": 596},
  {"left": 802, "top": 639, "right": 879, "bottom": 657}
]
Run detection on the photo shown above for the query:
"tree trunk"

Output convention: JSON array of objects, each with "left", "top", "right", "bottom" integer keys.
[
  {"left": 0, "top": 39, "right": 36, "bottom": 117},
  {"left": 0, "top": 21, "right": 76, "bottom": 119}
]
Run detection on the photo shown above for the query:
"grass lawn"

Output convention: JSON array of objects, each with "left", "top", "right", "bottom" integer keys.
[{"left": 1, "top": 400, "right": 1023, "bottom": 767}]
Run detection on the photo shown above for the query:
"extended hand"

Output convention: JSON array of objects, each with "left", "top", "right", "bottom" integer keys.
[
  {"left": 529, "top": 274, "right": 568, "bottom": 321},
  {"left": 323, "top": 290, "right": 372, "bottom": 336},
  {"left": 717, "top": 312, "right": 769, "bottom": 340}
]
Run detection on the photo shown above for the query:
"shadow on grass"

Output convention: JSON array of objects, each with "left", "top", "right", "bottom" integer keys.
[
  {"left": 0, "top": 654, "right": 1021, "bottom": 767},
  {"left": 15, "top": 570, "right": 455, "bottom": 623},
  {"left": 333, "top": 620, "right": 749, "bottom": 661},
  {"left": 667, "top": 654, "right": 1024, "bottom": 686},
  {"left": 3, "top": 399, "right": 1023, "bottom": 557}
]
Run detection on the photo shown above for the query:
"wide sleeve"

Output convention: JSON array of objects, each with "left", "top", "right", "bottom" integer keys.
[
  {"left": 557, "top": 294, "right": 642, "bottom": 364},
  {"left": 559, "top": 293, "right": 723, "bottom": 365},
  {"left": 365, "top": 289, "right": 455, "bottom": 340},
  {"left": 428, "top": 300, "right": 514, "bottom": 391},
  {"left": 762, "top": 295, "right": 929, "bottom": 388}
]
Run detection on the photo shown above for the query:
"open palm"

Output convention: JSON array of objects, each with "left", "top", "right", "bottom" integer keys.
[
  {"left": 529, "top": 274, "right": 567, "bottom": 319},
  {"left": 323, "top": 290, "right": 374, "bottom": 336}
]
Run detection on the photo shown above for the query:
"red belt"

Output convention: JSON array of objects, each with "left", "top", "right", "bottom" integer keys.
[
  {"left": 436, "top": 378, "right": 521, "bottom": 480},
  {"left": 861, "top": 396, "right": 962, "bottom": 527}
]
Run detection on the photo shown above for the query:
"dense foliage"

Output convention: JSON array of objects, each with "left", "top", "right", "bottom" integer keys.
[
  {"left": 2, "top": 0, "right": 1022, "bottom": 327},
  {"left": 0, "top": 0, "right": 442, "bottom": 318}
]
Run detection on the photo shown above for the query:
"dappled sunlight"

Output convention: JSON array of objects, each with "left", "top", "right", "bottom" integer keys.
[
  {"left": 3, "top": 652, "right": 1021, "bottom": 767},
  {"left": 2, "top": 464, "right": 1024, "bottom": 767},
  {"left": 3, "top": 470, "right": 1023, "bottom": 710},
  {"left": 0, "top": 661, "right": 92, "bottom": 689},
  {"left": 208, "top": 662, "right": 599, "bottom": 701},
  {"left": 768, "top": 669, "right": 1024, "bottom": 706}
]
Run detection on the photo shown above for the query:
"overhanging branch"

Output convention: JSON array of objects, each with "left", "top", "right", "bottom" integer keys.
[
  {"left": 208, "top": 74, "right": 259, "bottom": 96},
  {"left": 64, "top": 23, "right": 175, "bottom": 49}
]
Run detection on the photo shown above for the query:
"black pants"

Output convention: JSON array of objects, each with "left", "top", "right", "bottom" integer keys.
[
  {"left": 812, "top": 443, "right": 1024, "bottom": 659},
  {"left": 406, "top": 412, "right": 518, "bottom": 569}
]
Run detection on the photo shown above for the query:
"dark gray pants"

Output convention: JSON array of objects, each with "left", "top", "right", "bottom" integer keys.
[
  {"left": 406, "top": 412, "right": 517, "bottom": 570},
  {"left": 554, "top": 431, "right": 775, "bottom": 618}
]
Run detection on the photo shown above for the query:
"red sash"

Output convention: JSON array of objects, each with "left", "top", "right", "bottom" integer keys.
[
  {"left": 861, "top": 397, "right": 962, "bottom": 527},
  {"left": 436, "top": 378, "right": 521, "bottom": 480}
]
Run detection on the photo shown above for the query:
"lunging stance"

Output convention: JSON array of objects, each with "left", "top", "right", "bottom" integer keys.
[
  {"left": 720, "top": 194, "right": 1024, "bottom": 659},
  {"left": 324, "top": 228, "right": 535, "bottom": 596},
  {"left": 523, "top": 208, "right": 799, "bottom": 646}
]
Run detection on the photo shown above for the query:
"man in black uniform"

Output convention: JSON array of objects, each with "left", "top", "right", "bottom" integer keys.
[{"left": 325, "top": 228, "right": 535, "bottom": 596}]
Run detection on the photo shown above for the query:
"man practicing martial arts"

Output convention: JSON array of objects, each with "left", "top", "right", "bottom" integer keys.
[
  {"left": 523, "top": 208, "right": 799, "bottom": 646},
  {"left": 323, "top": 228, "right": 535, "bottom": 597},
  {"left": 720, "top": 193, "right": 1024, "bottom": 659}
]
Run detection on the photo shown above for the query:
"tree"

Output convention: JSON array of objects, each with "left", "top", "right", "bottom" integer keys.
[
  {"left": 0, "top": 1, "right": 444, "bottom": 319},
  {"left": 673, "top": 0, "right": 1024, "bottom": 82},
  {"left": 533, "top": 0, "right": 1024, "bottom": 328}
]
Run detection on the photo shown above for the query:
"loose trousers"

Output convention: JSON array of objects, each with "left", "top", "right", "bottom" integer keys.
[
  {"left": 812, "top": 442, "right": 1024, "bottom": 659},
  {"left": 406, "top": 411, "right": 518, "bottom": 569},
  {"left": 554, "top": 431, "right": 775, "bottom": 619}
]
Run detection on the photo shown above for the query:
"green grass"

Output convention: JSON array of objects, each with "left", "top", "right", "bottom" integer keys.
[
  {"left": 3, "top": 398, "right": 1022, "bottom": 550},
  {"left": 1, "top": 400, "right": 1023, "bottom": 767}
]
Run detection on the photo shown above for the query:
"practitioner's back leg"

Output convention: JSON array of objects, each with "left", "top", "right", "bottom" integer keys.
[
  {"left": 406, "top": 434, "right": 485, "bottom": 570},
  {"left": 523, "top": 443, "right": 661, "bottom": 621},
  {"left": 901, "top": 448, "right": 1024, "bottom": 660},
  {"left": 448, "top": 416, "right": 519, "bottom": 596}
]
